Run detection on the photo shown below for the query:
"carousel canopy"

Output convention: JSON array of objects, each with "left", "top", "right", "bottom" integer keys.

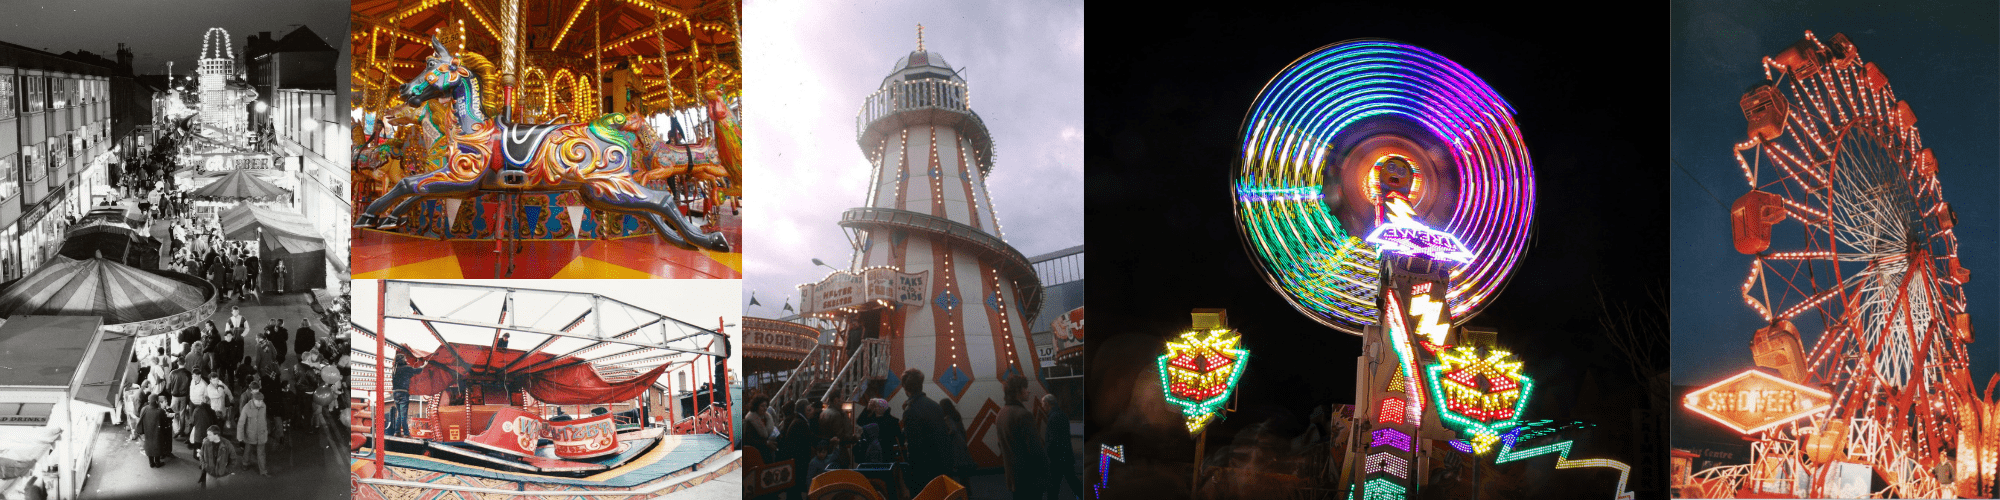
[
  {"left": 190, "top": 168, "right": 289, "bottom": 201},
  {"left": 405, "top": 342, "right": 670, "bottom": 405},
  {"left": 0, "top": 256, "right": 208, "bottom": 325},
  {"left": 350, "top": 0, "right": 740, "bottom": 111},
  {"left": 219, "top": 203, "right": 325, "bottom": 253}
]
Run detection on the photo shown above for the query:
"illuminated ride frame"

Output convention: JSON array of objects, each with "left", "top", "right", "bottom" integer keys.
[
  {"left": 351, "top": 281, "right": 735, "bottom": 494},
  {"left": 1231, "top": 40, "right": 1631, "bottom": 500},
  {"left": 349, "top": 0, "right": 741, "bottom": 269},
  {"left": 1684, "top": 31, "right": 1994, "bottom": 499}
]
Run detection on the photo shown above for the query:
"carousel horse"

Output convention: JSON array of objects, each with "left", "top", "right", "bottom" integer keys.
[
  {"left": 633, "top": 78, "right": 739, "bottom": 186},
  {"left": 352, "top": 38, "right": 730, "bottom": 252}
]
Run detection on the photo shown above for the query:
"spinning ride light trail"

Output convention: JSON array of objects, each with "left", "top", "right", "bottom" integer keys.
[{"left": 1233, "top": 39, "right": 1534, "bottom": 336}]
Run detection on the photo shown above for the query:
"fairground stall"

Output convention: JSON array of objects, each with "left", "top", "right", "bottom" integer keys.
[
  {"left": 349, "top": 0, "right": 743, "bottom": 279},
  {"left": 0, "top": 316, "right": 132, "bottom": 500},
  {"left": 351, "top": 280, "right": 736, "bottom": 499}
]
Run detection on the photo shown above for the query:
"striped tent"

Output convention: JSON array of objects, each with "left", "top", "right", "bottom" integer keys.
[
  {"left": 218, "top": 203, "right": 324, "bottom": 253},
  {"left": 0, "top": 256, "right": 208, "bottom": 325},
  {"left": 189, "top": 168, "right": 289, "bottom": 201}
]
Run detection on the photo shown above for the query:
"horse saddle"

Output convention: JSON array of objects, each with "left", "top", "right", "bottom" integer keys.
[{"left": 497, "top": 170, "right": 529, "bottom": 189}]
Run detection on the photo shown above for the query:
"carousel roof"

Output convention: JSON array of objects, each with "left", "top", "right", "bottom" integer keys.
[
  {"left": 350, "top": 0, "right": 739, "bottom": 109},
  {"left": 0, "top": 256, "right": 208, "bottom": 325},
  {"left": 190, "top": 168, "right": 290, "bottom": 201}
]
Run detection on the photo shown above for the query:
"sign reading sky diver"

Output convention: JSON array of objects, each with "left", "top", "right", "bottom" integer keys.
[
  {"left": 1366, "top": 197, "right": 1475, "bottom": 263},
  {"left": 1683, "top": 369, "right": 1832, "bottom": 435},
  {"left": 462, "top": 407, "right": 624, "bottom": 459},
  {"left": 799, "top": 268, "right": 930, "bottom": 315},
  {"left": 1158, "top": 328, "right": 1248, "bottom": 433}
]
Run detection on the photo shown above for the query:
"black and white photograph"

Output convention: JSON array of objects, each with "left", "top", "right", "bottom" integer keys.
[{"left": 0, "top": 0, "right": 352, "bottom": 498}]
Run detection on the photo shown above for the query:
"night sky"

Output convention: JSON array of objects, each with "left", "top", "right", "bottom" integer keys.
[
  {"left": 1085, "top": 3, "right": 1666, "bottom": 499},
  {"left": 1668, "top": 2, "right": 2000, "bottom": 389},
  {"left": 0, "top": 0, "right": 346, "bottom": 74}
]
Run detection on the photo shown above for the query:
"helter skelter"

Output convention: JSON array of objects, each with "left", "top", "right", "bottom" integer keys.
[{"left": 1685, "top": 30, "right": 1999, "bottom": 498}]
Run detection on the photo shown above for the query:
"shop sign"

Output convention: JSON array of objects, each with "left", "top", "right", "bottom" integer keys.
[
  {"left": 801, "top": 268, "right": 930, "bottom": 315},
  {"left": 1683, "top": 369, "right": 1830, "bottom": 435}
]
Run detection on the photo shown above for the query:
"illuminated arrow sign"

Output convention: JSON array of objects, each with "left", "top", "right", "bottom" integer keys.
[
  {"left": 1365, "top": 197, "right": 1475, "bottom": 263},
  {"left": 1683, "top": 369, "right": 1831, "bottom": 435}
]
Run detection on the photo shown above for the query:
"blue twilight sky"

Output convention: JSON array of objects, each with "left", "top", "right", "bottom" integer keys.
[{"left": 1670, "top": 0, "right": 2000, "bottom": 385}]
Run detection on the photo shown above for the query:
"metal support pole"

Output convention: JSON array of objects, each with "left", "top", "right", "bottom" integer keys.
[
  {"left": 720, "top": 317, "right": 733, "bottom": 444},
  {"left": 373, "top": 280, "right": 386, "bottom": 477},
  {"left": 1192, "top": 427, "right": 1206, "bottom": 500}
]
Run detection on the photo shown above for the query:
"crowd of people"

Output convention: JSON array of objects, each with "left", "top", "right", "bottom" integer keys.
[
  {"left": 165, "top": 215, "right": 282, "bottom": 304},
  {"left": 120, "top": 303, "right": 351, "bottom": 488},
  {"left": 744, "top": 370, "right": 1081, "bottom": 500}
]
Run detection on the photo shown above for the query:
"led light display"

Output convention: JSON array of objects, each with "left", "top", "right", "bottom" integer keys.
[
  {"left": 1422, "top": 344, "right": 1534, "bottom": 454},
  {"left": 1370, "top": 428, "right": 1413, "bottom": 452},
  {"left": 1365, "top": 452, "right": 1410, "bottom": 479},
  {"left": 1494, "top": 428, "right": 1636, "bottom": 500},
  {"left": 1361, "top": 478, "right": 1408, "bottom": 500},
  {"left": 1157, "top": 328, "right": 1249, "bottom": 433},
  {"left": 1233, "top": 39, "right": 1535, "bottom": 335},
  {"left": 1682, "top": 368, "right": 1832, "bottom": 435},
  {"left": 1095, "top": 444, "right": 1123, "bottom": 499},
  {"left": 1365, "top": 197, "right": 1475, "bottom": 263}
]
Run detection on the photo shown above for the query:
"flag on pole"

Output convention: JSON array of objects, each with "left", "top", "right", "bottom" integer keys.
[
  {"left": 783, "top": 299, "right": 794, "bottom": 314},
  {"left": 749, "top": 292, "right": 761, "bottom": 307}
]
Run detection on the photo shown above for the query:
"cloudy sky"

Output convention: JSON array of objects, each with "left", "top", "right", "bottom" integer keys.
[
  {"left": 0, "top": 0, "right": 345, "bottom": 75},
  {"left": 739, "top": 0, "right": 1084, "bottom": 317}
]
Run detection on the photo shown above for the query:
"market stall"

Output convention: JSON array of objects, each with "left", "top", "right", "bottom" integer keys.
[{"left": 0, "top": 315, "right": 126, "bottom": 500}]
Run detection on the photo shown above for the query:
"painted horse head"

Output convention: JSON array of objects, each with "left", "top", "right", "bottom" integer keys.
[{"left": 401, "top": 37, "right": 473, "bottom": 108}]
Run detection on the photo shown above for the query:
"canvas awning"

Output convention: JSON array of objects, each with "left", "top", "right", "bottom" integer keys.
[
  {"left": 0, "top": 257, "right": 207, "bottom": 325},
  {"left": 188, "top": 168, "right": 288, "bottom": 201},
  {"left": 407, "top": 342, "right": 670, "bottom": 405},
  {"left": 219, "top": 204, "right": 325, "bottom": 254}
]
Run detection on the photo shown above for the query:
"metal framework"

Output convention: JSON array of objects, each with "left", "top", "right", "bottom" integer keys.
[
  {"left": 1718, "top": 30, "right": 1977, "bottom": 498},
  {"left": 355, "top": 280, "right": 733, "bottom": 479}
]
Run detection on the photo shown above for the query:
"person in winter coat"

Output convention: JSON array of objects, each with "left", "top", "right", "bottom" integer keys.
[
  {"left": 207, "top": 377, "right": 232, "bottom": 431},
  {"left": 1044, "top": 394, "right": 1082, "bottom": 500},
  {"left": 237, "top": 391, "right": 270, "bottom": 476},
  {"left": 939, "top": 397, "right": 975, "bottom": 490},
  {"left": 998, "top": 375, "right": 1045, "bottom": 500},
  {"left": 196, "top": 425, "right": 235, "bottom": 487},
  {"left": 898, "top": 369, "right": 949, "bottom": 492},
  {"left": 140, "top": 395, "right": 173, "bottom": 467},
  {"left": 188, "top": 398, "right": 217, "bottom": 447}
]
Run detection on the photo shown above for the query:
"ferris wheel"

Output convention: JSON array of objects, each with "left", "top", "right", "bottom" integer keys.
[{"left": 1728, "top": 30, "right": 1975, "bottom": 494}]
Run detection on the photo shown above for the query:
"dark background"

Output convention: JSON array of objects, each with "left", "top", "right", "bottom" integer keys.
[
  {"left": 1084, "top": 3, "right": 1668, "bottom": 499},
  {"left": 1667, "top": 0, "right": 1999, "bottom": 480}
]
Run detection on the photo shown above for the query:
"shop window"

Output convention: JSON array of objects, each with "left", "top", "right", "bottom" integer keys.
[{"left": 0, "top": 155, "right": 16, "bottom": 200}]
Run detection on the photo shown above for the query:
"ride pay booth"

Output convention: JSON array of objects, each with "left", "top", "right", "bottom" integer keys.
[{"left": 0, "top": 316, "right": 126, "bottom": 500}]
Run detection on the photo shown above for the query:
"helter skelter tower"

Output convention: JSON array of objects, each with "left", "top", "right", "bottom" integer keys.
[
  {"left": 197, "top": 27, "right": 250, "bottom": 136},
  {"left": 803, "top": 27, "right": 1045, "bottom": 467}
]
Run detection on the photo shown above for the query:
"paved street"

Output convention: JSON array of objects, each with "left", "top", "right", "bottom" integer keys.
[
  {"left": 80, "top": 285, "right": 347, "bottom": 499},
  {"left": 78, "top": 418, "right": 347, "bottom": 500}
]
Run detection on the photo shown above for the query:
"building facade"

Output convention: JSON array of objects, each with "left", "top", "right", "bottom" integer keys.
[
  {"left": 0, "top": 42, "right": 122, "bottom": 281},
  {"left": 251, "top": 24, "right": 347, "bottom": 283}
]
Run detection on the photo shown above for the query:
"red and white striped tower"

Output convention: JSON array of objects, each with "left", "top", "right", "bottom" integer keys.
[{"left": 830, "top": 27, "right": 1045, "bottom": 468}]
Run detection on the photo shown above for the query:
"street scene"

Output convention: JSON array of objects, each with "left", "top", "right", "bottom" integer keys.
[{"left": 0, "top": 0, "right": 351, "bottom": 498}]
